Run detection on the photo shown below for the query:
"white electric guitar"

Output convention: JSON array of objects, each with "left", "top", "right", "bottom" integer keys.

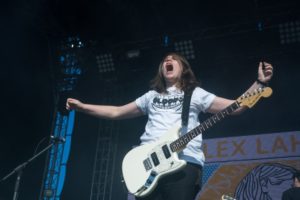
[{"left": 122, "top": 87, "right": 272, "bottom": 197}]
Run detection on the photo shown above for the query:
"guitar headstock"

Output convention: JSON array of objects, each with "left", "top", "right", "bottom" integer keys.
[
  {"left": 221, "top": 194, "right": 236, "bottom": 200},
  {"left": 237, "top": 87, "right": 272, "bottom": 108}
]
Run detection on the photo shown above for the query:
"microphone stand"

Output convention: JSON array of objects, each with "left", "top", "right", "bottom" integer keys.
[{"left": 0, "top": 139, "right": 62, "bottom": 200}]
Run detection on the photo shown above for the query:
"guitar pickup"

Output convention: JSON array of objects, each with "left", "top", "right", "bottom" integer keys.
[
  {"left": 143, "top": 158, "right": 152, "bottom": 171},
  {"left": 151, "top": 152, "right": 160, "bottom": 166},
  {"left": 162, "top": 144, "right": 171, "bottom": 159}
]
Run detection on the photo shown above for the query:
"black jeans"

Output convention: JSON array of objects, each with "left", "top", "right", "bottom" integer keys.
[{"left": 136, "top": 163, "right": 202, "bottom": 200}]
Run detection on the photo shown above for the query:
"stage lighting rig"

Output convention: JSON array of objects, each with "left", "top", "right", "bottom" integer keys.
[
  {"left": 56, "top": 37, "right": 84, "bottom": 93},
  {"left": 279, "top": 20, "right": 300, "bottom": 45},
  {"left": 174, "top": 40, "right": 195, "bottom": 60},
  {"left": 40, "top": 36, "right": 84, "bottom": 200},
  {"left": 96, "top": 53, "right": 115, "bottom": 73}
]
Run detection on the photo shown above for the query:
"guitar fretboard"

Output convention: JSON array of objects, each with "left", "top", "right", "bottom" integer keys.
[{"left": 170, "top": 101, "right": 240, "bottom": 152}]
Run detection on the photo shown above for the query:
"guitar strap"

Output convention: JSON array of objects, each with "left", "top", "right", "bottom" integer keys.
[{"left": 181, "top": 88, "right": 194, "bottom": 127}]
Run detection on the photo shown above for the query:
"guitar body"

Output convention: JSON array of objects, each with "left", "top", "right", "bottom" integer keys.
[{"left": 122, "top": 125, "right": 186, "bottom": 197}]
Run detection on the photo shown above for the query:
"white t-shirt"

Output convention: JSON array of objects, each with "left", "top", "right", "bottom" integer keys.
[{"left": 135, "top": 86, "right": 216, "bottom": 166}]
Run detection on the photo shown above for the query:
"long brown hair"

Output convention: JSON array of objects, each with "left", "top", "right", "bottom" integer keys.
[{"left": 150, "top": 52, "right": 200, "bottom": 93}]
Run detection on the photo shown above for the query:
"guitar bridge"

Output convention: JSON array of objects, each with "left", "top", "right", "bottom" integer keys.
[
  {"left": 136, "top": 171, "right": 157, "bottom": 195},
  {"left": 136, "top": 185, "right": 147, "bottom": 195}
]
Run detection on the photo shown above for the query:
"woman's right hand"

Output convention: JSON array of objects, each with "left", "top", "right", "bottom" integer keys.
[{"left": 66, "top": 98, "right": 84, "bottom": 111}]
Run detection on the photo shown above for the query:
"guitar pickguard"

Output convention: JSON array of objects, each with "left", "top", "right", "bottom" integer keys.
[{"left": 146, "top": 142, "right": 184, "bottom": 174}]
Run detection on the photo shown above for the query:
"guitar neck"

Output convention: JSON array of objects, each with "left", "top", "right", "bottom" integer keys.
[{"left": 170, "top": 101, "right": 240, "bottom": 152}]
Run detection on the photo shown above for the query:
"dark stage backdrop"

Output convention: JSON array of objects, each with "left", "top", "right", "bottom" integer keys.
[
  {"left": 61, "top": 30, "right": 300, "bottom": 200},
  {"left": 0, "top": 12, "right": 53, "bottom": 200}
]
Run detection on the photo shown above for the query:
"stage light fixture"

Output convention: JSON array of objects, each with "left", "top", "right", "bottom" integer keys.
[
  {"left": 174, "top": 40, "right": 195, "bottom": 60},
  {"left": 96, "top": 53, "right": 115, "bottom": 73},
  {"left": 62, "top": 36, "right": 84, "bottom": 49},
  {"left": 279, "top": 21, "right": 300, "bottom": 44},
  {"left": 126, "top": 49, "right": 140, "bottom": 59},
  {"left": 163, "top": 35, "right": 170, "bottom": 47}
]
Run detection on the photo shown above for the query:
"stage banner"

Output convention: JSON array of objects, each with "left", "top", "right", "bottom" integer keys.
[{"left": 197, "top": 131, "right": 300, "bottom": 200}]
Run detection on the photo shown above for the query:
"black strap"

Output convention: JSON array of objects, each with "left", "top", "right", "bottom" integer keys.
[{"left": 181, "top": 89, "right": 194, "bottom": 127}]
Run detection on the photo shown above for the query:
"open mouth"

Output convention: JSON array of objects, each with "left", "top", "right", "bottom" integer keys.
[{"left": 166, "top": 64, "right": 173, "bottom": 72}]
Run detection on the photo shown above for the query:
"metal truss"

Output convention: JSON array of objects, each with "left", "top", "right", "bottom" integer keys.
[{"left": 89, "top": 86, "right": 121, "bottom": 200}]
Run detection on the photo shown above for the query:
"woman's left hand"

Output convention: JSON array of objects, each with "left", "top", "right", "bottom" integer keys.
[{"left": 258, "top": 61, "right": 273, "bottom": 84}]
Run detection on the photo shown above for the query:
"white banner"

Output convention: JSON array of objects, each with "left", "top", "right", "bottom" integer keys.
[{"left": 203, "top": 131, "right": 300, "bottom": 163}]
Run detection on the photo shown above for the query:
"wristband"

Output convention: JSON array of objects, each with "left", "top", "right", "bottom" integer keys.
[{"left": 256, "top": 79, "right": 268, "bottom": 87}]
